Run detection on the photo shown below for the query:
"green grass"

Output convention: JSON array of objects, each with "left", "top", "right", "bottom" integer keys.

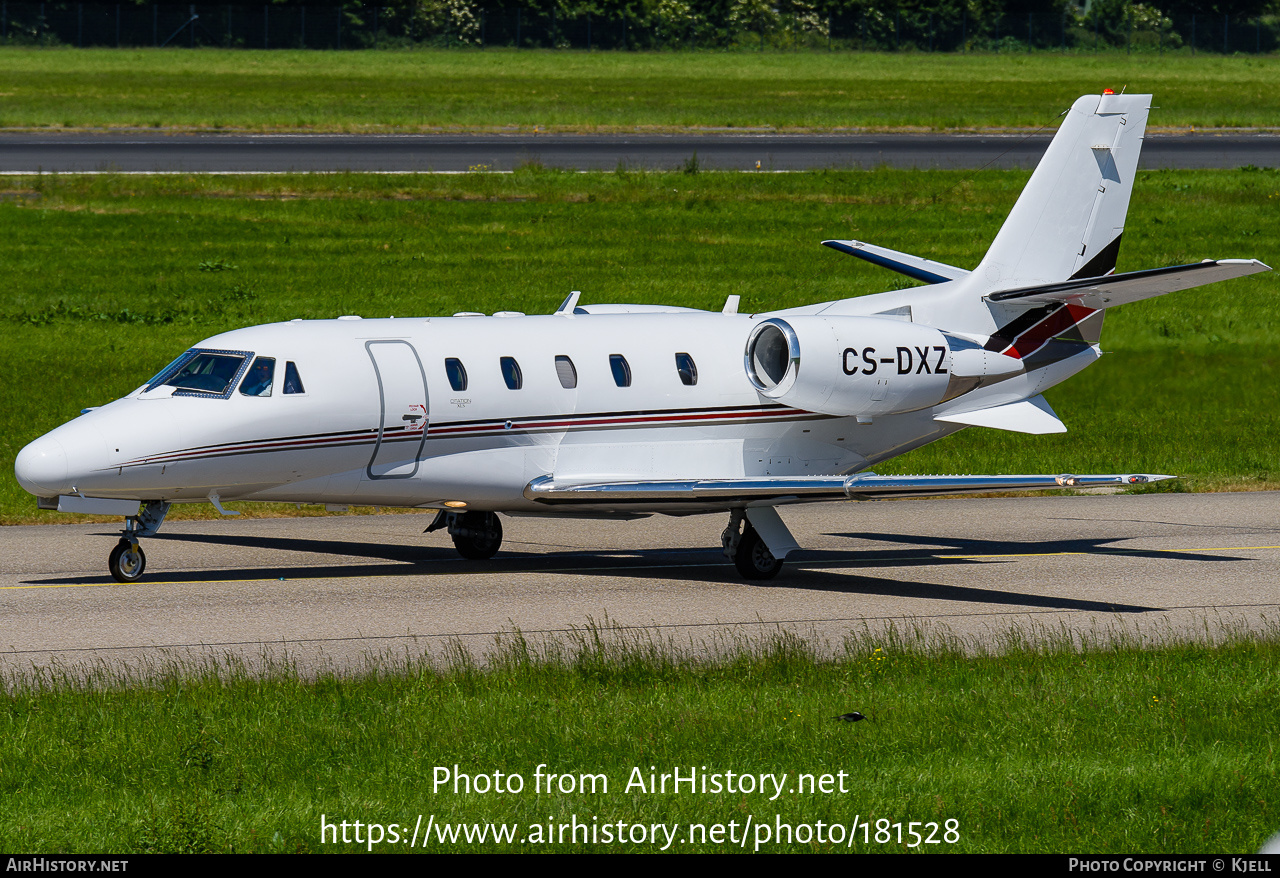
[
  {"left": 1, "top": 48, "right": 1279, "bottom": 131},
  {"left": 1, "top": 167, "right": 1277, "bottom": 522},
  {"left": 2, "top": 623, "right": 1277, "bottom": 852}
]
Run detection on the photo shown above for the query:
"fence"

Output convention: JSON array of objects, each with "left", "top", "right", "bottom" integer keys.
[{"left": 1, "top": 2, "right": 1276, "bottom": 53}]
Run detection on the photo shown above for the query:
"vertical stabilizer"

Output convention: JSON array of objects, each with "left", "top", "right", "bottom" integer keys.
[{"left": 974, "top": 93, "right": 1150, "bottom": 288}]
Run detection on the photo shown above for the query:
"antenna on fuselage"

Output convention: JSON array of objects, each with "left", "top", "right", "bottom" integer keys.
[{"left": 555, "top": 291, "right": 582, "bottom": 315}]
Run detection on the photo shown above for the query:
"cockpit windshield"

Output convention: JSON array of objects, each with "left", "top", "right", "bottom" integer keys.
[
  {"left": 143, "top": 350, "right": 198, "bottom": 389},
  {"left": 146, "top": 349, "right": 253, "bottom": 398}
]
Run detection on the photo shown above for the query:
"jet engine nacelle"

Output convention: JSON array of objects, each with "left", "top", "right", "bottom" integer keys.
[{"left": 745, "top": 316, "right": 959, "bottom": 417}]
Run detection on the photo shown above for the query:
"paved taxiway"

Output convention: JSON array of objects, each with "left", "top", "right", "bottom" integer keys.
[
  {"left": 1, "top": 132, "right": 1277, "bottom": 173},
  {"left": 3, "top": 492, "right": 1277, "bottom": 678}
]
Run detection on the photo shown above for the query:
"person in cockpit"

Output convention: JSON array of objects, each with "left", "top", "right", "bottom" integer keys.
[{"left": 240, "top": 357, "right": 275, "bottom": 397}]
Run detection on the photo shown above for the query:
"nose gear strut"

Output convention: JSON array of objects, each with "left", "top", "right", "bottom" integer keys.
[{"left": 108, "top": 500, "right": 170, "bottom": 583}]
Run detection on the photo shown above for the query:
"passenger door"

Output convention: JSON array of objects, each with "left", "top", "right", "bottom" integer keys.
[{"left": 365, "top": 340, "right": 429, "bottom": 479}]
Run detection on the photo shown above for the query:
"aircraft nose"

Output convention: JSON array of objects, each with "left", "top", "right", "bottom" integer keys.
[{"left": 14, "top": 435, "right": 70, "bottom": 497}]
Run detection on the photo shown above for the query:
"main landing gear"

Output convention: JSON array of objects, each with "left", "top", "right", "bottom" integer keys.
[
  {"left": 108, "top": 500, "right": 170, "bottom": 583},
  {"left": 427, "top": 510, "right": 504, "bottom": 560},
  {"left": 721, "top": 507, "right": 798, "bottom": 580}
]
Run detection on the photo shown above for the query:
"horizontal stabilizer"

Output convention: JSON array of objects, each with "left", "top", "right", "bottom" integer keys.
[
  {"left": 986, "top": 259, "right": 1270, "bottom": 309},
  {"left": 935, "top": 395, "right": 1067, "bottom": 434},
  {"left": 822, "top": 239, "right": 969, "bottom": 285},
  {"left": 524, "top": 472, "right": 1173, "bottom": 505}
]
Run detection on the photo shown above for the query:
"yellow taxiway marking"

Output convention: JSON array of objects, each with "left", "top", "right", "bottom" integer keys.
[{"left": 936, "top": 546, "right": 1280, "bottom": 560}]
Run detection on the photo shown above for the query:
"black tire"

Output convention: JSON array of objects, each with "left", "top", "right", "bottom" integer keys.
[
  {"left": 734, "top": 524, "right": 783, "bottom": 580},
  {"left": 451, "top": 512, "right": 503, "bottom": 560},
  {"left": 108, "top": 539, "right": 146, "bottom": 583}
]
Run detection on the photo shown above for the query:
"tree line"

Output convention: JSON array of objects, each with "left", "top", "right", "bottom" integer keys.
[{"left": 5, "top": 0, "right": 1277, "bottom": 50}]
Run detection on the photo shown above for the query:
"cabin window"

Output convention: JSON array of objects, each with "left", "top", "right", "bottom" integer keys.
[
  {"left": 555, "top": 355, "right": 577, "bottom": 389},
  {"left": 283, "top": 361, "right": 306, "bottom": 394},
  {"left": 500, "top": 356, "right": 523, "bottom": 390},
  {"left": 609, "top": 354, "right": 632, "bottom": 388},
  {"left": 675, "top": 352, "right": 698, "bottom": 386},
  {"left": 162, "top": 349, "right": 251, "bottom": 398},
  {"left": 239, "top": 357, "right": 276, "bottom": 397},
  {"left": 445, "top": 358, "right": 468, "bottom": 392}
]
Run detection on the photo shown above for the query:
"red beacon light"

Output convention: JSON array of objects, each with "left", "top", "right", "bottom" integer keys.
[{"left": 1103, "top": 88, "right": 1115, "bottom": 95}]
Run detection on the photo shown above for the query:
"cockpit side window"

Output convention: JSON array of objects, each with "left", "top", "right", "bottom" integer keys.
[
  {"left": 239, "top": 357, "right": 276, "bottom": 397},
  {"left": 283, "top": 361, "right": 306, "bottom": 394},
  {"left": 162, "top": 349, "right": 253, "bottom": 398}
]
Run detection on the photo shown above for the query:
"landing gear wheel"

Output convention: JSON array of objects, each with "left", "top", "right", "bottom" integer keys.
[
  {"left": 734, "top": 525, "right": 783, "bottom": 580},
  {"left": 451, "top": 512, "right": 503, "bottom": 560},
  {"left": 108, "top": 539, "right": 146, "bottom": 583}
]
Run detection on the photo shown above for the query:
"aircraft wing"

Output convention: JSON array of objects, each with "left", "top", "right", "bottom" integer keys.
[
  {"left": 985, "top": 259, "right": 1270, "bottom": 309},
  {"left": 822, "top": 239, "right": 969, "bottom": 284},
  {"left": 524, "top": 472, "right": 1173, "bottom": 506}
]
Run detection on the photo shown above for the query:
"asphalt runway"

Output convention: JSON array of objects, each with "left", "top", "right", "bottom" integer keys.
[
  {"left": 3, "top": 492, "right": 1278, "bottom": 679},
  {"left": 1, "top": 132, "right": 1277, "bottom": 173}
]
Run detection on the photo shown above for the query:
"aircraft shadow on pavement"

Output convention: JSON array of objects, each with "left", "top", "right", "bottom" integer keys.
[
  {"left": 27, "top": 526, "right": 1234, "bottom": 613},
  {"left": 826, "top": 530, "right": 1246, "bottom": 565},
  {"left": 1047, "top": 514, "right": 1280, "bottom": 536}
]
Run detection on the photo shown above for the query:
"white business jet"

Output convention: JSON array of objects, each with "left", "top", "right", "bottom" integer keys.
[{"left": 13, "top": 92, "right": 1270, "bottom": 583}]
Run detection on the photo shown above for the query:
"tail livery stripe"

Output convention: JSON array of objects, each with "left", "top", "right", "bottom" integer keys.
[{"left": 990, "top": 304, "right": 1100, "bottom": 360}]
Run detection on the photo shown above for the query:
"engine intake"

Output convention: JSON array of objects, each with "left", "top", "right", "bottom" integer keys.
[{"left": 745, "top": 316, "right": 959, "bottom": 417}]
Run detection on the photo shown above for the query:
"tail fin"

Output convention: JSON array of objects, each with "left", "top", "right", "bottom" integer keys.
[{"left": 974, "top": 93, "right": 1150, "bottom": 288}]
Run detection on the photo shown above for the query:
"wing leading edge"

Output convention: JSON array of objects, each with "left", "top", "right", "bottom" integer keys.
[{"left": 524, "top": 472, "right": 1173, "bottom": 505}]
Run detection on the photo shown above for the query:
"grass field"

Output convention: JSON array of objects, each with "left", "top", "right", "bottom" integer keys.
[
  {"left": 2, "top": 167, "right": 1276, "bottom": 522},
  {"left": 3, "top": 623, "right": 1277, "bottom": 853},
  {"left": 1, "top": 49, "right": 1279, "bottom": 131}
]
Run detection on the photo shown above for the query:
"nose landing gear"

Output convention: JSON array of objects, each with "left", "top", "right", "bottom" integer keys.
[
  {"left": 108, "top": 500, "right": 170, "bottom": 583},
  {"left": 109, "top": 539, "right": 146, "bottom": 583}
]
